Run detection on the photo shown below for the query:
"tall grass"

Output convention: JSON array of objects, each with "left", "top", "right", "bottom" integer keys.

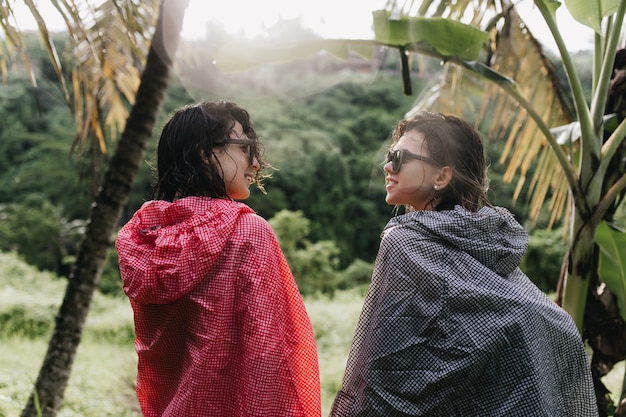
[
  {"left": 0, "top": 252, "right": 140, "bottom": 417},
  {"left": 305, "top": 288, "right": 367, "bottom": 414},
  {"left": 0, "top": 338, "right": 140, "bottom": 417}
]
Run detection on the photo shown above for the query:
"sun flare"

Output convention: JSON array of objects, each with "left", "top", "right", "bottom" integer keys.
[{"left": 182, "top": 0, "right": 388, "bottom": 40}]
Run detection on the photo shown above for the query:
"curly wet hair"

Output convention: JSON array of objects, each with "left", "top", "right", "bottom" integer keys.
[
  {"left": 391, "top": 111, "right": 491, "bottom": 212},
  {"left": 151, "top": 100, "right": 269, "bottom": 201}
]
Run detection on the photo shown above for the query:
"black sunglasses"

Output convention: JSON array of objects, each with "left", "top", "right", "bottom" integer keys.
[
  {"left": 386, "top": 149, "right": 438, "bottom": 173},
  {"left": 216, "top": 138, "right": 257, "bottom": 165}
]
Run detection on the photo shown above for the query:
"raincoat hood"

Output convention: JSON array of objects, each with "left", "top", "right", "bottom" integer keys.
[
  {"left": 385, "top": 205, "right": 528, "bottom": 278},
  {"left": 116, "top": 197, "right": 254, "bottom": 304}
]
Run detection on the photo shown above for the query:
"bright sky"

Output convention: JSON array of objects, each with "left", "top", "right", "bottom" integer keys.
[
  {"left": 181, "top": 0, "right": 388, "bottom": 40},
  {"left": 12, "top": 0, "right": 594, "bottom": 52},
  {"left": 516, "top": 1, "right": 594, "bottom": 52}
]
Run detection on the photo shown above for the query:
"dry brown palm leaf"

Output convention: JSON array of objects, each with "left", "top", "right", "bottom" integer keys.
[
  {"left": 69, "top": 0, "right": 157, "bottom": 159},
  {"left": 0, "top": 2, "right": 41, "bottom": 98},
  {"left": 54, "top": 0, "right": 159, "bottom": 192},
  {"left": 482, "top": 7, "right": 574, "bottom": 228}
]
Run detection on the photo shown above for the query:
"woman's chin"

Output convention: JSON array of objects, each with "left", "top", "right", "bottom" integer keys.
[
  {"left": 385, "top": 194, "right": 399, "bottom": 206},
  {"left": 229, "top": 189, "right": 250, "bottom": 201}
]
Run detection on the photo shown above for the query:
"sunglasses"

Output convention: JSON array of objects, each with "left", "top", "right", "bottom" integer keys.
[
  {"left": 217, "top": 138, "right": 258, "bottom": 165},
  {"left": 386, "top": 149, "right": 438, "bottom": 173}
]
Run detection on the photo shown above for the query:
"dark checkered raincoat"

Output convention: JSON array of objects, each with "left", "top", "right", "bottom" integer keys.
[
  {"left": 330, "top": 206, "right": 598, "bottom": 417},
  {"left": 116, "top": 197, "right": 321, "bottom": 417}
]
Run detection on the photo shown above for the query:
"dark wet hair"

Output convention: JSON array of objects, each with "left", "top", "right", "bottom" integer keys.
[
  {"left": 391, "top": 111, "right": 491, "bottom": 212},
  {"left": 151, "top": 100, "right": 269, "bottom": 201}
]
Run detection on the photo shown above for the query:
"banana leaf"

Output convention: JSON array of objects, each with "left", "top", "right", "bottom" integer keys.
[{"left": 596, "top": 221, "right": 626, "bottom": 321}]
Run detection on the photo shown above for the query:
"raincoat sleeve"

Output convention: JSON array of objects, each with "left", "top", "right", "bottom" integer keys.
[{"left": 232, "top": 212, "right": 322, "bottom": 417}]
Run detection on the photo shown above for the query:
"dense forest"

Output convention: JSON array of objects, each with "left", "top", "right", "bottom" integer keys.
[{"left": 0, "top": 32, "right": 580, "bottom": 296}]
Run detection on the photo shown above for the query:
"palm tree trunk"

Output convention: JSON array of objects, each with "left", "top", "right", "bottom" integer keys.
[{"left": 20, "top": 1, "right": 188, "bottom": 415}]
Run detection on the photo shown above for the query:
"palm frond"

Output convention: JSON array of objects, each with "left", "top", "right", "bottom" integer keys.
[
  {"left": 0, "top": 2, "right": 39, "bottom": 94},
  {"left": 68, "top": 0, "right": 157, "bottom": 154}
]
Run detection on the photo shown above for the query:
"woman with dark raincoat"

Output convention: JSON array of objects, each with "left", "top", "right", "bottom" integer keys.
[{"left": 330, "top": 111, "right": 598, "bottom": 417}]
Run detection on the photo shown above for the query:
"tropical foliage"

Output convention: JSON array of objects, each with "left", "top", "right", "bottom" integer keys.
[
  {"left": 2, "top": 0, "right": 625, "bottom": 415},
  {"left": 1, "top": 1, "right": 160, "bottom": 191}
]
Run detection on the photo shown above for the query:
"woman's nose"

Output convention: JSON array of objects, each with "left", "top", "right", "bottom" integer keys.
[{"left": 251, "top": 156, "right": 260, "bottom": 170}]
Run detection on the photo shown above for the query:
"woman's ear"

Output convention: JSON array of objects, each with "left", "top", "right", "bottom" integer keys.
[
  {"left": 434, "top": 166, "right": 453, "bottom": 190},
  {"left": 199, "top": 149, "right": 211, "bottom": 165}
]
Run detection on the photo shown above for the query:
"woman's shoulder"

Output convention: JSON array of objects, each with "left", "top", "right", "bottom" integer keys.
[
  {"left": 225, "top": 203, "right": 276, "bottom": 237},
  {"left": 382, "top": 212, "right": 435, "bottom": 242}
]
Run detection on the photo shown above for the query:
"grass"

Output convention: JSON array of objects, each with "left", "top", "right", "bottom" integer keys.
[
  {"left": 1, "top": 251, "right": 624, "bottom": 416},
  {"left": 0, "top": 339, "right": 140, "bottom": 417},
  {"left": 0, "top": 252, "right": 141, "bottom": 417},
  {"left": 306, "top": 289, "right": 366, "bottom": 414}
]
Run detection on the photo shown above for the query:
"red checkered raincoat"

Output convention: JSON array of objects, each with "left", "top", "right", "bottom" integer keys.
[{"left": 116, "top": 197, "right": 321, "bottom": 417}]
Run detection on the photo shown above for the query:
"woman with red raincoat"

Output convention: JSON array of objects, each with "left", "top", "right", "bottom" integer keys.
[{"left": 116, "top": 100, "right": 321, "bottom": 417}]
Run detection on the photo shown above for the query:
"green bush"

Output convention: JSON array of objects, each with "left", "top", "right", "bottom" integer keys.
[
  {"left": 0, "top": 197, "right": 86, "bottom": 277},
  {"left": 336, "top": 258, "right": 373, "bottom": 290},
  {"left": 0, "top": 197, "right": 63, "bottom": 272},
  {"left": 98, "top": 245, "right": 124, "bottom": 297},
  {"left": 290, "top": 240, "right": 341, "bottom": 295},
  {"left": 270, "top": 209, "right": 342, "bottom": 294}
]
